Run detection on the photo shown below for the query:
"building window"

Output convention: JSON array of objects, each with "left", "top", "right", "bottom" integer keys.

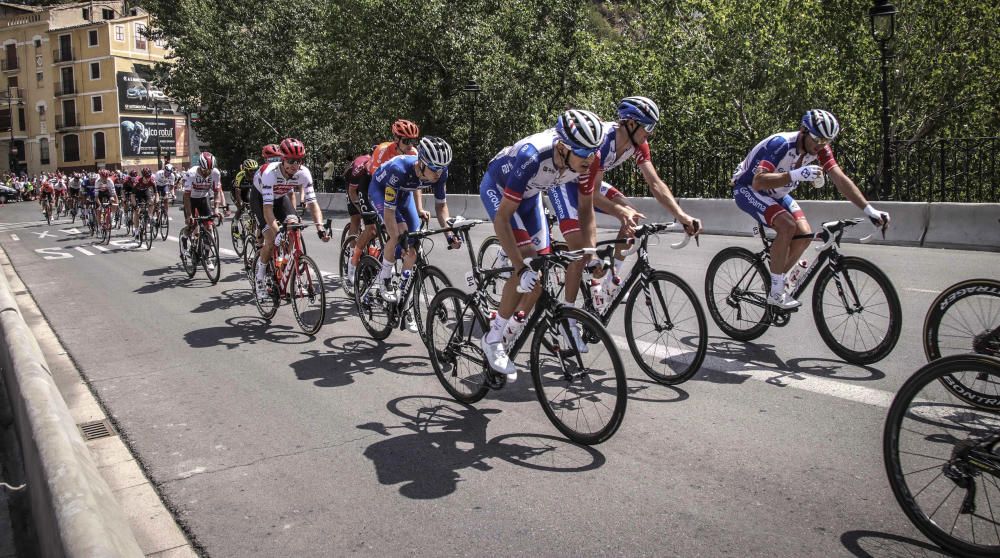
[
  {"left": 91, "top": 95, "right": 102, "bottom": 113},
  {"left": 135, "top": 23, "right": 147, "bottom": 50},
  {"left": 33, "top": 38, "right": 41, "bottom": 48},
  {"left": 37, "top": 105, "right": 45, "bottom": 121},
  {"left": 89, "top": 61, "right": 100, "bottom": 80},
  {"left": 17, "top": 107, "right": 24, "bottom": 131},
  {"left": 82, "top": 8, "right": 90, "bottom": 20},
  {"left": 102, "top": 8, "right": 114, "bottom": 20},
  {"left": 40, "top": 138, "right": 49, "bottom": 165},
  {"left": 114, "top": 25, "right": 124, "bottom": 42},
  {"left": 94, "top": 131, "right": 106, "bottom": 160},
  {"left": 63, "top": 134, "right": 80, "bottom": 162},
  {"left": 88, "top": 30, "right": 98, "bottom": 47},
  {"left": 36, "top": 72, "right": 42, "bottom": 86}
]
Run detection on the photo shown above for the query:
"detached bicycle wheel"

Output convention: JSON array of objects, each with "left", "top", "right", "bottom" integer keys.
[
  {"left": 530, "top": 306, "right": 627, "bottom": 445},
  {"left": 883, "top": 354, "right": 1000, "bottom": 558},
  {"left": 412, "top": 265, "right": 451, "bottom": 343},
  {"left": 426, "top": 288, "right": 492, "bottom": 404},
  {"left": 291, "top": 255, "right": 326, "bottom": 335},
  {"left": 250, "top": 254, "right": 279, "bottom": 319},
  {"left": 705, "top": 246, "right": 770, "bottom": 341},
  {"left": 354, "top": 255, "right": 393, "bottom": 340},
  {"left": 812, "top": 256, "right": 901, "bottom": 365},
  {"left": 624, "top": 270, "right": 707, "bottom": 385}
]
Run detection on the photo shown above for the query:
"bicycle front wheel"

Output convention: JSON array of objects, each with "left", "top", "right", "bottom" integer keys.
[
  {"left": 413, "top": 265, "right": 451, "bottom": 342},
  {"left": 354, "top": 255, "right": 393, "bottom": 340},
  {"left": 339, "top": 234, "right": 358, "bottom": 297},
  {"left": 476, "top": 235, "right": 507, "bottom": 306},
  {"left": 705, "top": 247, "right": 771, "bottom": 341},
  {"left": 883, "top": 354, "right": 1000, "bottom": 558},
  {"left": 250, "top": 254, "right": 279, "bottom": 319},
  {"left": 201, "top": 234, "right": 221, "bottom": 284},
  {"left": 924, "top": 279, "right": 1000, "bottom": 361},
  {"left": 158, "top": 207, "right": 170, "bottom": 240},
  {"left": 426, "top": 288, "right": 492, "bottom": 404},
  {"left": 530, "top": 306, "right": 627, "bottom": 445},
  {"left": 812, "top": 256, "right": 901, "bottom": 365},
  {"left": 624, "top": 270, "right": 707, "bottom": 385},
  {"left": 291, "top": 255, "right": 326, "bottom": 335}
]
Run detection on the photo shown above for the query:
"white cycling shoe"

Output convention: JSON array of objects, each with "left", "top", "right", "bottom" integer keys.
[
  {"left": 767, "top": 292, "right": 802, "bottom": 310},
  {"left": 480, "top": 337, "right": 516, "bottom": 381},
  {"left": 404, "top": 311, "right": 418, "bottom": 334}
]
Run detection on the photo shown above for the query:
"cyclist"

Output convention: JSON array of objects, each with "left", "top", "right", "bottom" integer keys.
[
  {"left": 181, "top": 152, "right": 224, "bottom": 256},
  {"left": 121, "top": 170, "right": 137, "bottom": 214},
  {"left": 38, "top": 174, "right": 55, "bottom": 217},
  {"left": 67, "top": 172, "right": 82, "bottom": 214},
  {"left": 548, "top": 96, "right": 702, "bottom": 309},
  {"left": 132, "top": 168, "right": 156, "bottom": 242},
  {"left": 153, "top": 164, "right": 175, "bottom": 212},
  {"left": 732, "top": 109, "right": 891, "bottom": 310},
  {"left": 51, "top": 173, "right": 68, "bottom": 215},
  {"left": 344, "top": 150, "right": 373, "bottom": 239},
  {"left": 251, "top": 138, "right": 331, "bottom": 300},
  {"left": 478, "top": 109, "right": 604, "bottom": 379},
  {"left": 231, "top": 159, "right": 258, "bottom": 217},
  {"left": 347, "top": 120, "right": 420, "bottom": 285},
  {"left": 368, "top": 136, "right": 459, "bottom": 332},
  {"left": 92, "top": 169, "right": 120, "bottom": 228}
]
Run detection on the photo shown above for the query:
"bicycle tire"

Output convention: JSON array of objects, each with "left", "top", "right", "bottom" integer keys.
[
  {"left": 704, "top": 246, "right": 771, "bottom": 341},
  {"left": 291, "top": 255, "right": 326, "bottom": 335},
  {"left": 476, "top": 235, "right": 506, "bottom": 307},
  {"left": 924, "top": 279, "right": 1000, "bottom": 361},
  {"left": 883, "top": 354, "right": 1000, "bottom": 558},
  {"left": 143, "top": 213, "right": 154, "bottom": 250},
  {"left": 339, "top": 234, "right": 358, "bottom": 297},
  {"left": 413, "top": 265, "right": 452, "bottom": 343},
  {"left": 158, "top": 206, "right": 170, "bottom": 241},
  {"left": 354, "top": 255, "right": 393, "bottom": 340},
  {"left": 425, "top": 288, "right": 492, "bottom": 404},
  {"left": 179, "top": 231, "right": 197, "bottom": 278},
  {"left": 44, "top": 205, "right": 51, "bottom": 225},
  {"left": 231, "top": 216, "right": 246, "bottom": 259},
  {"left": 624, "top": 270, "right": 707, "bottom": 385},
  {"left": 530, "top": 306, "right": 628, "bottom": 445},
  {"left": 250, "top": 253, "right": 279, "bottom": 319},
  {"left": 812, "top": 256, "right": 901, "bottom": 365},
  {"left": 201, "top": 232, "right": 221, "bottom": 284}
]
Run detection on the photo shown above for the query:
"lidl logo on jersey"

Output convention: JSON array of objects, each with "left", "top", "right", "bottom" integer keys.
[{"left": 385, "top": 187, "right": 396, "bottom": 204}]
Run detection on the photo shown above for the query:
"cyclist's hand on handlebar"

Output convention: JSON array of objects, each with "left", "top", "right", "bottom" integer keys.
[
  {"left": 616, "top": 206, "right": 644, "bottom": 236},
  {"left": 678, "top": 213, "right": 702, "bottom": 237},
  {"left": 317, "top": 227, "right": 331, "bottom": 242},
  {"left": 446, "top": 232, "right": 463, "bottom": 250},
  {"left": 419, "top": 209, "right": 431, "bottom": 224},
  {"left": 789, "top": 165, "right": 823, "bottom": 182},
  {"left": 516, "top": 266, "right": 538, "bottom": 293},
  {"left": 864, "top": 204, "right": 891, "bottom": 232}
]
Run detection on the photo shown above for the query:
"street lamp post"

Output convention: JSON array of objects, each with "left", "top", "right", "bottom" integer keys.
[
  {"left": 869, "top": 0, "right": 897, "bottom": 200},
  {"left": 463, "top": 78, "right": 481, "bottom": 187},
  {"left": 154, "top": 99, "right": 162, "bottom": 170}
]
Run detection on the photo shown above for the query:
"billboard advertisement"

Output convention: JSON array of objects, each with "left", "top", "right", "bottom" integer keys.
[
  {"left": 117, "top": 71, "right": 174, "bottom": 115},
  {"left": 120, "top": 117, "right": 177, "bottom": 158}
]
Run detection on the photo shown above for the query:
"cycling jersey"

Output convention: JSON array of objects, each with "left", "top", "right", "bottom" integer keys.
[
  {"left": 346, "top": 154, "right": 371, "bottom": 186},
  {"left": 731, "top": 131, "right": 839, "bottom": 198},
  {"left": 153, "top": 170, "right": 174, "bottom": 190},
  {"left": 183, "top": 166, "right": 222, "bottom": 199},
  {"left": 252, "top": 162, "right": 278, "bottom": 190},
  {"left": 94, "top": 178, "right": 115, "bottom": 192},
  {"left": 367, "top": 141, "right": 415, "bottom": 175},
  {"left": 135, "top": 176, "right": 155, "bottom": 191},
  {"left": 371, "top": 154, "right": 447, "bottom": 209},
  {"left": 52, "top": 180, "right": 67, "bottom": 192},
  {"left": 68, "top": 178, "right": 81, "bottom": 190},
  {"left": 255, "top": 162, "right": 316, "bottom": 205},
  {"left": 233, "top": 169, "right": 250, "bottom": 188},
  {"left": 40, "top": 181, "right": 55, "bottom": 193}
]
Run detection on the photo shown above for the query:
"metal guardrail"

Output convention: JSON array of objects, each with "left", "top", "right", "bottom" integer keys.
[{"left": 894, "top": 137, "right": 1000, "bottom": 203}]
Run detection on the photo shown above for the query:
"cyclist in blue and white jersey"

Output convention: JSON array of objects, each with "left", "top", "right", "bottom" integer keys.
[
  {"left": 732, "top": 109, "right": 891, "bottom": 310},
  {"left": 548, "top": 96, "right": 702, "bottom": 307},
  {"left": 368, "top": 136, "right": 458, "bottom": 333},
  {"left": 479, "top": 109, "right": 604, "bottom": 379}
]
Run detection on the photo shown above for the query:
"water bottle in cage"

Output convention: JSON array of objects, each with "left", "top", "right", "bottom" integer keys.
[
  {"left": 786, "top": 259, "right": 808, "bottom": 293},
  {"left": 397, "top": 269, "right": 413, "bottom": 302}
]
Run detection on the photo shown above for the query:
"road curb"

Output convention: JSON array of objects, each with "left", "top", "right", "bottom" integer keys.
[{"left": 0, "top": 244, "right": 195, "bottom": 557}]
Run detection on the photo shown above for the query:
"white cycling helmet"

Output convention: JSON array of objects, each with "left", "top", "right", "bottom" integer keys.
[
  {"left": 801, "top": 109, "right": 840, "bottom": 141},
  {"left": 555, "top": 109, "right": 604, "bottom": 156},
  {"left": 417, "top": 136, "right": 452, "bottom": 170}
]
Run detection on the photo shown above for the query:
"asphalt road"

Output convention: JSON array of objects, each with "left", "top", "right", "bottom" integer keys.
[{"left": 2, "top": 200, "right": 996, "bottom": 557}]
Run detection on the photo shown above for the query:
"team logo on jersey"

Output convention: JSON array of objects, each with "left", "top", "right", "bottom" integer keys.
[
  {"left": 385, "top": 187, "right": 396, "bottom": 204},
  {"left": 502, "top": 163, "right": 513, "bottom": 175}
]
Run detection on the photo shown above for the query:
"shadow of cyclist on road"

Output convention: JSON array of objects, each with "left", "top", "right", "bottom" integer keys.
[
  {"left": 184, "top": 316, "right": 313, "bottom": 350},
  {"left": 291, "top": 336, "right": 432, "bottom": 388}
]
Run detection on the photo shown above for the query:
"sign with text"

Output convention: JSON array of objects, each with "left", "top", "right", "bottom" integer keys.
[
  {"left": 120, "top": 117, "right": 177, "bottom": 158},
  {"left": 116, "top": 71, "right": 174, "bottom": 115}
]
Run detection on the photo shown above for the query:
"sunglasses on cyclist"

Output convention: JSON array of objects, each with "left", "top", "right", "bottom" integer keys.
[
  {"left": 283, "top": 158, "right": 305, "bottom": 165},
  {"left": 398, "top": 137, "right": 419, "bottom": 147},
  {"left": 808, "top": 132, "right": 832, "bottom": 147}
]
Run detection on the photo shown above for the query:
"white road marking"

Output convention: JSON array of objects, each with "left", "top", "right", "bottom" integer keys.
[
  {"left": 33, "top": 230, "right": 53, "bottom": 239},
  {"left": 34, "top": 247, "right": 71, "bottom": 260},
  {"left": 60, "top": 228, "right": 82, "bottom": 235},
  {"left": 94, "top": 245, "right": 110, "bottom": 252},
  {"left": 73, "top": 247, "right": 95, "bottom": 256},
  {"left": 904, "top": 287, "right": 940, "bottom": 294},
  {"left": 10, "top": 234, "right": 18, "bottom": 241}
]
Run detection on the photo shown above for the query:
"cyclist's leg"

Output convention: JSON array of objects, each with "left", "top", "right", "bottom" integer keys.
[
  {"left": 398, "top": 193, "right": 420, "bottom": 272},
  {"left": 735, "top": 185, "right": 799, "bottom": 302},
  {"left": 547, "top": 183, "right": 587, "bottom": 304},
  {"left": 780, "top": 195, "right": 811, "bottom": 272},
  {"left": 346, "top": 184, "right": 362, "bottom": 236}
]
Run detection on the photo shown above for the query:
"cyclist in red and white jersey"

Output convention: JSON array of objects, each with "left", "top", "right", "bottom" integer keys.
[
  {"left": 181, "top": 152, "right": 224, "bottom": 255},
  {"left": 132, "top": 168, "right": 156, "bottom": 242}
]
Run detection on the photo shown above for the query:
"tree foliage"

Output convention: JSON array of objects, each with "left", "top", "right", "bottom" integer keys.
[{"left": 139, "top": 0, "right": 998, "bottom": 198}]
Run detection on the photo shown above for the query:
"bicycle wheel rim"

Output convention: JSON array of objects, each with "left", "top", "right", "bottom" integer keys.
[
  {"left": 884, "top": 355, "right": 1000, "bottom": 557},
  {"left": 531, "top": 307, "right": 628, "bottom": 445},
  {"left": 291, "top": 255, "right": 326, "bottom": 335},
  {"left": 413, "top": 266, "right": 451, "bottom": 342},
  {"left": 201, "top": 235, "right": 221, "bottom": 283},
  {"left": 705, "top": 247, "right": 770, "bottom": 341},
  {"left": 250, "top": 255, "right": 279, "bottom": 319},
  {"left": 925, "top": 280, "right": 1000, "bottom": 361},
  {"left": 426, "top": 288, "right": 491, "bottom": 403},
  {"left": 625, "top": 271, "right": 707, "bottom": 385},
  {"left": 354, "top": 256, "right": 393, "bottom": 340},
  {"left": 340, "top": 235, "right": 358, "bottom": 297}
]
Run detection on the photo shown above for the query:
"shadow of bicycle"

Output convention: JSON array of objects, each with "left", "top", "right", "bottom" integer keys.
[
  {"left": 840, "top": 529, "right": 951, "bottom": 557},
  {"left": 357, "top": 395, "right": 605, "bottom": 499},
  {"left": 290, "top": 335, "right": 433, "bottom": 388},
  {"left": 183, "top": 316, "right": 313, "bottom": 350}
]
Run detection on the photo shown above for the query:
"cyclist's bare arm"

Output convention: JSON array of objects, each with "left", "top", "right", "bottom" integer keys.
[{"left": 827, "top": 165, "right": 869, "bottom": 210}]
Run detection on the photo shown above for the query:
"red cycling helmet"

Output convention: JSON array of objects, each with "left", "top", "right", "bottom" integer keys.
[
  {"left": 129, "top": 170, "right": 138, "bottom": 177},
  {"left": 99, "top": 169, "right": 111, "bottom": 178},
  {"left": 391, "top": 119, "right": 420, "bottom": 139},
  {"left": 279, "top": 138, "right": 306, "bottom": 160},
  {"left": 198, "top": 152, "right": 215, "bottom": 170},
  {"left": 261, "top": 144, "right": 281, "bottom": 159},
  {"left": 141, "top": 168, "right": 152, "bottom": 178}
]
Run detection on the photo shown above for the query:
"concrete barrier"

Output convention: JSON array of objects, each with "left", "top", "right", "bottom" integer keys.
[
  {"left": 0, "top": 267, "right": 143, "bottom": 557},
  {"left": 315, "top": 193, "right": 997, "bottom": 250},
  {"left": 923, "top": 203, "right": 1000, "bottom": 250}
]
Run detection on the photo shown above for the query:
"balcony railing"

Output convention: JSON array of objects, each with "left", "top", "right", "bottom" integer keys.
[
  {"left": 54, "top": 81, "right": 77, "bottom": 97},
  {"left": 1, "top": 59, "right": 18, "bottom": 72},
  {"left": 55, "top": 112, "right": 79, "bottom": 130},
  {"left": 53, "top": 48, "right": 74, "bottom": 63}
]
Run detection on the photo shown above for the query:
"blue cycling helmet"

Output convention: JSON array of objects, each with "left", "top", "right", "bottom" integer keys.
[
  {"left": 801, "top": 109, "right": 840, "bottom": 141},
  {"left": 555, "top": 109, "right": 604, "bottom": 157},
  {"left": 617, "top": 96, "right": 660, "bottom": 132}
]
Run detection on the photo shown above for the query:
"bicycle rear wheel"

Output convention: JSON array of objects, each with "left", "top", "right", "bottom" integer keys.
[
  {"left": 291, "top": 255, "right": 326, "bottom": 335},
  {"left": 625, "top": 270, "right": 707, "bottom": 385},
  {"left": 250, "top": 254, "right": 279, "bottom": 319},
  {"left": 883, "top": 354, "right": 1000, "bottom": 558},
  {"left": 530, "top": 306, "right": 627, "bottom": 445},
  {"left": 812, "top": 256, "right": 901, "bottom": 365},
  {"left": 412, "top": 265, "right": 451, "bottom": 342},
  {"left": 426, "top": 288, "right": 492, "bottom": 404},
  {"left": 231, "top": 215, "right": 246, "bottom": 258},
  {"left": 705, "top": 247, "right": 771, "bottom": 341},
  {"left": 354, "top": 255, "right": 393, "bottom": 340},
  {"left": 924, "top": 279, "right": 1000, "bottom": 361}
]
